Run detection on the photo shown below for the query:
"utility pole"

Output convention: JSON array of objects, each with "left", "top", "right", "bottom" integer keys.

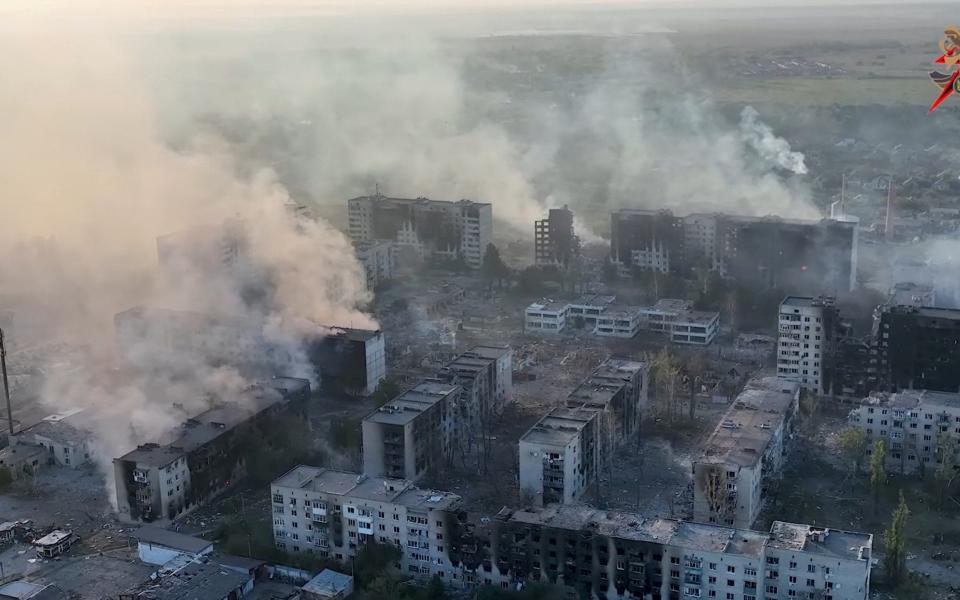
[{"left": 0, "top": 329, "right": 12, "bottom": 436}]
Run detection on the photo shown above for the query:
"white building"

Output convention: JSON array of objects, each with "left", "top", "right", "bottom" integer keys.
[
  {"left": 777, "top": 296, "right": 838, "bottom": 395},
  {"left": 694, "top": 377, "right": 801, "bottom": 528},
  {"left": 354, "top": 241, "right": 395, "bottom": 291},
  {"left": 14, "top": 408, "right": 93, "bottom": 469},
  {"left": 133, "top": 526, "right": 214, "bottom": 566},
  {"left": 270, "top": 467, "right": 461, "bottom": 583},
  {"left": 595, "top": 306, "right": 645, "bottom": 338},
  {"left": 848, "top": 389, "right": 960, "bottom": 474},
  {"left": 361, "top": 381, "right": 458, "bottom": 482},
  {"left": 523, "top": 300, "right": 569, "bottom": 334},
  {"left": 347, "top": 194, "right": 492, "bottom": 269}
]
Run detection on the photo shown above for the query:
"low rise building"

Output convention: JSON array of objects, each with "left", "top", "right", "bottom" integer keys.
[
  {"left": 693, "top": 377, "right": 801, "bottom": 528},
  {"left": 640, "top": 299, "right": 720, "bottom": 345},
  {"left": 133, "top": 526, "right": 214, "bottom": 566},
  {"left": 114, "top": 378, "right": 310, "bottom": 523},
  {"left": 448, "top": 504, "right": 873, "bottom": 600},
  {"left": 524, "top": 300, "right": 569, "bottom": 334},
  {"left": 848, "top": 389, "right": 960, "bottom": 474},
  {"left": 0, "top": 443, "right": 45, "bottom": 481},
  {"left": 14, "top": 408, "right": 93, "bottom": 469},
  {"left": 118, "top": 556, "right": 253, "bottom": 600},
  {"left": 270, "top": 467, "right": 460, "bottom": 583},
  {"left": 34, "top": 530, "right": 78, "bottom": 558},
  {"left": 595, "top": 306, "right": 645, "bottom": 338},
  {"left": 301, "top": 569, "right": 354, "bottom": 600},
  {"left": 362, "top": 381, "right": 458, "bottom": 481},
  {"left": 567, "top": 295, "right": 617, "bottom": 330}
]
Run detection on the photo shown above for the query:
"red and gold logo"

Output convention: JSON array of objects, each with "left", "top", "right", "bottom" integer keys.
[{"left": 929, "top": 26, "right": 960, "bottom": 112}]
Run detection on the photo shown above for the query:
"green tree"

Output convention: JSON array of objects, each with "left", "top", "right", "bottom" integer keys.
[
  {"left": 882, "top": 492, "right": 909, "bottom": 587},
  {"left": 869, "top": 439, "right": 887, "bottom": 514},
  {"left": 371, "top": 379, "right": 401, "bottom": 407},
  {"left": 838, "top": 427, "right": 868, "bottom": 476},
  {"left": 935, "top": 431, "right": 958, "bottom": 508},
  {"left": 651, "top": 348, "right": 681, "bottom": 423},
  {"left": 482, "top": 244, "right": 510, "bottom": 290}
]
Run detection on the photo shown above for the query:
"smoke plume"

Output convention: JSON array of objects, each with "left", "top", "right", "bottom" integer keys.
[{"left": 739, "top": 106, "right": 809, "bottom": 175}]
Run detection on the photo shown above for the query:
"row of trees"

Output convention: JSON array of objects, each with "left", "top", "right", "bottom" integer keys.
[{"left": 649, "top": 348, "right": 710, "bottom": 424}]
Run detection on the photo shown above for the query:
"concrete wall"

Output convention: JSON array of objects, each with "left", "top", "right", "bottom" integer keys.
[{"left": 361, "top": 420, "right": 385, "bottom": 477}]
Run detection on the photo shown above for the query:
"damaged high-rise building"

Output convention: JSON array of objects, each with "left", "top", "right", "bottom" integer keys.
[
  {"left": 875, "top": 305, "right": 960, "bottom": 393},
  {"left": 776, "top": 296, "right": 842, "bottom": 396},
  {"left": 114, "top": 306, "right": 386, "bottom": 396},
  {"left": 610, "top": 210, "right": 858, "bottom": 293},
  {"left": 347, "top": 193, "right": 492, "bottom": 269},
  {"left": 534, "top": 206, "right": 580, "bottom": 268},
  {"left": 114, "top": 378, "right": 310, "bottom": 523},
  {"left": 432, "top": 345, "right": 513, "bottom": 447},
  {"left": 519, "top": 357, "right": 648, "bottom": 505}
]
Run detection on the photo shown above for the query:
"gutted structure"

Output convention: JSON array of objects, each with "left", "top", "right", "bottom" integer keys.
[
  {"left": 693, "top": 377, "right": 800, "bottom": 528},
  {"left": 270, "top": 467, "right": 460, "bottom": 582},
  {"left": 347, "top": 194, "right": 492, "bottom": 269},
  {"left": 14, "top": 408, "right": 93, "bottom": 469},
  {"left": 432, "top": 345, "right": 513, "bottom": 442},
  {"left": 362, "top": 380, "right": 458, "bottom": 481},
  {"left": 535, "top": 206, "right": 580, "bottom": 268},
  {"left": 354, "top": 240, "right": 395, "bottom": 291},
  {"left": 875, "top": 305, "right": 960, "bottom": 393},
  {"left": 447, "top": 504, "right": 873, "bottom": 600},
  {"left": 113, "top": 378, "right": 310, "bottom": 523},
  {"left": 519, "top": 358, "right": 649, "bottom": 505},
  {"left": 848, "top": 389, "right": 960, "bottom": 474}
]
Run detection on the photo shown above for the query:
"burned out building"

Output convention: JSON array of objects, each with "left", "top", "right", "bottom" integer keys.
[
  {"left": 535, "top": 206, "right": 580, "bottom": 268},
  {"left": 347, "top": 194, "right": 492, "bottom": 269},
  {"left": 610, "top": 210, "right": 857, "bottom": 293},
  {"left": 693, "top": 377, "right": 800, "bottom": 529},
  {"left": 113, "top": 378, "right": 310, "bottom": 523},
  {"left": 519, "top": 358, "right": 648, "bottom": 505},
  {"left": 115, "top": 307, "right": 385, "bottom": 396},
  {"left": 432, "top": 345, "right": 513, "bottom": 442},
  {"left": 361, "top": 380, "right": 459, "bottom": 481},
  {"left": 447, "top": 504, "right": 873, "bottom": 600},
  {"left": 876, "top": 305, "right": 960, "bottom": 393}
]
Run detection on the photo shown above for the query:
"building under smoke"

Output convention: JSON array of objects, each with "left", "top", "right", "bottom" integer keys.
[
  {"left": 534, "top": 206, "right": 580, "bottom": 268},
  {"left": 610, "top": 210, "right": 858, "bottom": 293},
  {"left": 354, "top": 240, "right": 395, "bottom": 291},
  {"left": 347, "top": 193, "right": 492, "bottom": 269},
  {"left": 114, "top": 306, "right": 386, "bottom": 396},
  {"left": 114, "top": 377, "right": 309, "bottom": 523},
  {"left": 876, "top": 305, "right": 960, "bottom": 393},
  {"left": 776, "top": 296, "right": 842, "bottom": 396},
  {"left": 432, "top": 345, "right": 513, "bottom": 446}
]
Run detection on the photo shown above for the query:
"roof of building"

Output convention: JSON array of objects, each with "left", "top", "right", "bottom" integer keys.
[
  {"left": 348, "top": 194, "right": 491, "bottom": 208},
  {"left": 0, "top": 581, "right": 47, "bottom": 600},
  {"left": 321, "top": 326, "right": 382, "bottom": 342},
  {"left": 133, "top": 526, "right": 213, "bottom": 554},
  {"left": 214, "top": 554, "right": 265, "bottom": 572},
  {"left": 272, "top": 466, "right": 460, "bottom": 511},
  {"left": 0, "top": 443, "right": 46, "bottom": 465},
  {"left": 698, "top": 377, "right": 800, "bottom": 468},
  {"left": 597, "top": 305, "right": 643, "bottom": 319},
  {"left": 570, "top": 294, "right": 617, "bottom": 307},
  {"left": 505, "top": 505, "right": 769, "bottom": 559},
  {"left": 365, "top": 381, "right": 458, "bottom": 426},
  {"left": 768, "top": 522, "right": 872, "bottom": 561},
  {"left": 124, "top": 559, "right": 250, "bottom": 600},
  {"left": 465, "top": 345, "right": 511, "bottom": 361},
  {"left": 780, "top": 296, "right": 836, "bottom": 310},
  {"left": 520, "top": 406, "right": 597, "bottom": 448},
  {"left": 861, "top": 389, "right": 960, "bottom": 412},
  {"left": 302, "top": 569, "right": 354, "bottom": 597},
  {"left": 526, "top": 299, "right": 568, "bottom": 313},
  {"left": 780, "top": 296, "right": 815, "bottom": 308},
  {"left": 34, "top": 530, "right": 73, "bottom": 547},
  {"left": 19, "top": 408, "right": 90, "bottom": 445},
  {"left": 650, "top": 299, "right": 692, "bottom": 313},
  {"left": 675, "top": 310, "right": 720, "bottom": 325}
]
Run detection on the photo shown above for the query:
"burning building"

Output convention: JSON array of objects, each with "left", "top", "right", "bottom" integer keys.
[{"left": 534, "top": 206, "right": 580, "bottom": 268}]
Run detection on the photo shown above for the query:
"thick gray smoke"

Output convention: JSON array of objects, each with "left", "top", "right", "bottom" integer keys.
[{"left": 739, "top": 106, "right": 809, "bottom": 175}]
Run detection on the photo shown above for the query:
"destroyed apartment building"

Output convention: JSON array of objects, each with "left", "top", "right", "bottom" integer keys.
[
  {"left": 114, "top": 377, "right": 310, "bottom": 523},
  {"left": 777, "top": 296, "right": 842, "bottom": 396},
  {"left": 534, "top": 205, "right": 580, "bottom": 268},
  {"left": 525, "top": 296, "right": 719, "bottom": 345},
  {"left": 431, "top": 345, "right": 513, "bottom": 439},
  {"left": 693, "top": 377, "right": 801, "bottom": 529},
  {"left": 347, "top": 193, "right": 493, "bottom": 269},
  {"left": 115, "top": 306, "right": 386, "bottom": 396},
  {"left": 875, "top": 304, "right": 960, "bottom": 393},
  {"left": 362, "top": 380, "right": 459, "bottom": 481},
  {"left": 519, "top": 357, "right": 649, "bottom": 505},
  {"left": 848, "top": 389, "right": 960, "bottom": 475},
  {"left": 447, "top": 504, "right": 873, "bottom": 600},
  {"left": 610, "top": 209, "right": 858, "bottom": 293},
  {"left": 271, "top": 466, "right": 461, "bottom": 582}
]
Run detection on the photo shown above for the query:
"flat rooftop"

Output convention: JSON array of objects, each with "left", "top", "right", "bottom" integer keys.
[
  {"left": 864, "top": 389, "right": 960, "bottom": 412},
  {"left": 650, "top": 299, "right": 692, "bottom": 313},
  {"left": 133, "top": 526, "right": 212, "bottom": 554},
  {"left": 465, "top": 345, "right": 511, "bottom": 361},
  {"left": 520, "top": 406, "right": 598, "bottom": 448},
  {"left": 127, "top": 559, "right": 249, "bottom": 600},
  {"left": 506, "top": 505, "right": 769, "bottom": 559},
  {"left": 272, "top": 466, "right": 460, "bottom": 511},
  {"left": 597, "top": 305, "right": 642, "bottom": 319},
  {"left": 364, "top": 381, "right": 458, "bottom": 426},
  {"left": 322, "top": 326, "right": 382, "bottom": 342},
  {"left": 768, "top": 522, "right": 872, "bottom": 562},
  {"left": 348, "top": 195, "right": 491, "bottom": 208},
  {"left": 526, "top": 299, "right": 568, "bottom": 313},
  {"left": 698, "top": 377, "right": 800, "bottom": 467},
  {"left": 571, "top": 294, "right": 616, "bottom": 307},
  {"left": 676, "top": 310, "right": 719, "bottom": 325}
]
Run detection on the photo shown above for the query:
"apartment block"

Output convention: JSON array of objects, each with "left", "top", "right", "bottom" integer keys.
[
  {"left": 270, "top": 467, "right": 461, "bottom": 582},
  {"left": 433, "top": 345, "right": 513, "bottom": 436},
  {"left": 354, "top": 240, "right": 395, "bottom": 291},
  {"left": 610, "top": 210, "right": 857, "bottom": 293},
  {"left": 535, "top": 206, "right": 580, "bottom": 267},
  {"left": 519, "top": 358, "right": 648, "bottom": 505},
  {"left": 114, "top": 378, "right": 309, "bottom": 523},
  {"left": 875, "top": 305, "right": 960, "bottom": 393},
  {"left": 694, "top": 377, "right": 800, "bottom": 528},
  {"left": 848, "top": 389, "right": 960, "bottom": 474},
  {"left": 362, "top": 381, "right": 458, "bottom": 481},
  {"left": 448, "top": 504, "right": 872, "bottom": 600},
  {"left": 115, "top": 307, "right": 386, "bottom": 396},
  {"left": 777, "top": 297, "right": 841, "bottom": 395},
  {"left": 14, "top": 408, "right": 93, "bottom": 469},
  {"left": 347, "top": 194, "right": 492, "bottom": 269}
]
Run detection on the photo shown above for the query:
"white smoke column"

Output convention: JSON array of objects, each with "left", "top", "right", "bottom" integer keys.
[{"left": 739, "top": 106, "right": 809, "bottom": 175}]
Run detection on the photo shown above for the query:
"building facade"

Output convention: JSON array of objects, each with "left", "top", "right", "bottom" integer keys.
[
  {"left": 875, "top": 305, "right": 960, "bottom": 393},
  {"left": 448, "top": 504, "right": 873, "bottom": 600},
  {"left": 433, "top": 345, "right": 513, "bottom": 441},
  {"left": 354, "top": 241, "right": 395, "bottom": 291},
  {"left": 114, "top": 378, "right": 310, "bottom": 523},
  {"left": 693, "top": 378, "right": 800, "bottom": 528},
  {"left": 347, "top": 194, "right": 492, "bottom": 269},
  {"left": 271, "top": 467, "right": 461, "bottom": 583},
  {"left": 362, "top": 381, "right": 459, "bottom": 481},
  {"left": 777, "top": 297, "right": 841, "bottom": 395},
  {"left": 848, "top": 389, "right": 960, "bottom": 474},
  {"left": 535, "top": 206, "right": 580, "bottom": 267}
]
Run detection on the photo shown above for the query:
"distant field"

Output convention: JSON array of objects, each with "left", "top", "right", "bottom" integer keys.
[{"left": 712, "top": 76, "right": 934, "bottom": 106}]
